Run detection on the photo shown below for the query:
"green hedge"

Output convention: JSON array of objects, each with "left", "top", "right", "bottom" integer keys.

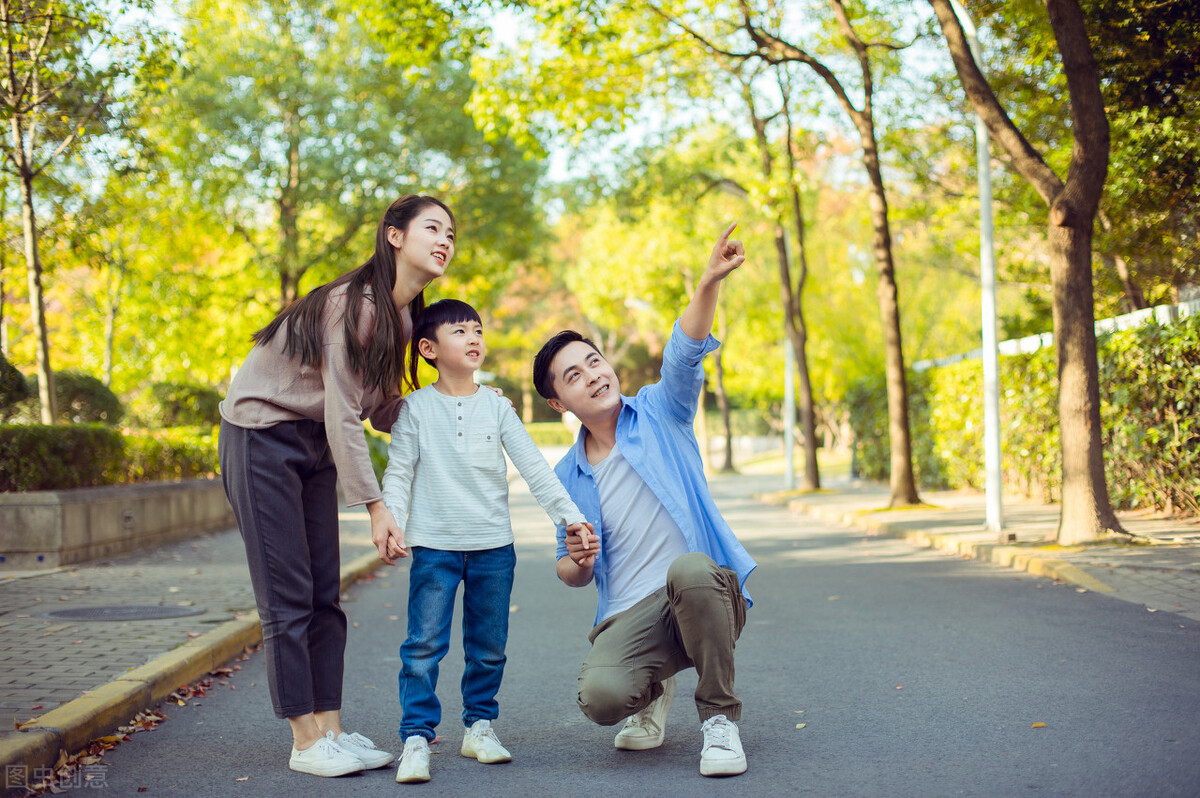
[
  {"left": 0, "top": 424, "right": 218, "bottom": 492},
  {"left": 848, "top": 314, "right": 1200, "bottom": 514},
  {"left": 0, "top": 424, "right": 124, "bottom": 491}
]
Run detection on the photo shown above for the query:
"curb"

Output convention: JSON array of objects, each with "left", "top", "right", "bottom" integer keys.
[
  {"left": 0, "top": 550, "right": 384, "bottom": 794},
  {"left": 782, "top": 497, "right": 1116, "bottom": 594}
]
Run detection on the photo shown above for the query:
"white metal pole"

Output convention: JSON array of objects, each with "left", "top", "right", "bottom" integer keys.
[
  {"left": 784, "top": 337, "right": 796, "bottom": 491},
  {"left": 952, "top": 0, "right": 1005, "bottom": 537}
]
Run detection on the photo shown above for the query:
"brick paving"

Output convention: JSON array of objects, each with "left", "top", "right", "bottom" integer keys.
[{"left": 0, "top": 509, "right": 377, "bottom": 731}]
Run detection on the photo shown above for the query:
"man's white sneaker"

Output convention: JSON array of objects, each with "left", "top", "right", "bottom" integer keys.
[
  {"left": 289, "top": 735, "right": 366, "bottom": 777},
  {"left": 614, "top": 675, "right": 676, "bottom": 750},
  {"left": 460, "top": 719, "right": 513, "bottom": 763},
  {"left": 331, "top": 730, "right": 394, "bottom": 769},
  {"left": 395, "top": 735, "right": 431, "bottom": 783},
  {"left": 699, "top": 714, "right": 747, "bottom": 777}
]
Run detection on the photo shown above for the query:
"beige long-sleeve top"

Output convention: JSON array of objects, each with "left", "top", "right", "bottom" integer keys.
[{"left": 220, "top": 283, "right": 406, "bottom": 507}]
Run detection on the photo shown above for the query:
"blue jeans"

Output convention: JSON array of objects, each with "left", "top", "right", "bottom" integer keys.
[{"left": 399, "top": 544, "right": 516, "bottom": 742}]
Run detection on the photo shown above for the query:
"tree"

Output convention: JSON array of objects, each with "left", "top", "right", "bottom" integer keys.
[
  {"left": 705, "top": 0, "right": 921, "bottom": 505},
  {"left": 929, "top": 0, "right": 1123, "bottom": 543},
  {"left": 0, "top": 0, "right": 157, "bottom": 422},
  {"left": 158, "top": 0, "right": 541, "bottom": 312}
]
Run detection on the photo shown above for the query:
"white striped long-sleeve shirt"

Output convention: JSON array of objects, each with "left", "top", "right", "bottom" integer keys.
[{"left": 381, "top": 384, "right": 585, "bottom": 551}]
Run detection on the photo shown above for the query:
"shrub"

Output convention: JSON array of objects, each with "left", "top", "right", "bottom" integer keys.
[
  {"left": 129, "top": 381, "right": 223, "bottom": 428},
  {"left": 525, "top": 421, "right": 576, "bottom": 448},
  {"left": 121, "top": 427, "right": 219, "bottom": 482},
  {"left": 11, "top": 370, "right": 124, "bottom": 425},
  {"left": 853, "top": 313, "right": 1199, "bottom": 515},
  {"left": 0, "top": 352, "right": 29, "bottom": 420},
  {"left": 0, "top": 424, "right": 124, "bottom": 491}
]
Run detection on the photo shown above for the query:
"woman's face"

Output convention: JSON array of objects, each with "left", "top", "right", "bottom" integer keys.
[{"left": 390, "top": 204, "right": 456, "bottom": 282}]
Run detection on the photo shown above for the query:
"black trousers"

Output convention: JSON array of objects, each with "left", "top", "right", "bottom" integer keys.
[{"left": 219, "top": 419, "right": 347, "bottom": 719}]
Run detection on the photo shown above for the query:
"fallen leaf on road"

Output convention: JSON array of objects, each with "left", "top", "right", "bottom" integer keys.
[
  {"left": 1076, "top": 588, "right": 1088, "bottom": 593},
  {"left": 1031, "top": 722, "right": 1046, "bottom": 728},
  {"left": 795, "top": 723, "right": 807, "bottom": 729},
  {"left": 236, "top": 776, "right": 249, "bottom": 781},
  {"left": 1147, "top": 608, "right": 1159, "bottom": 613}
]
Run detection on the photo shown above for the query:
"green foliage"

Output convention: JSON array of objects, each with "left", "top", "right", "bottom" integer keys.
[
  {"left": 855, "top": 315, "right": 1200, "bottom": 515},
  {"left": 13, "top": 371, "right": 125, "bottom": 425},
  {"left": 0, "top": 352, "right": 29, "bottom": 418},
  {"left": 0, "top": 424, "right": 124, "bottom": 491},
  {"left": 846, "top": 370, "right": 944, "bottom": 488},
  {"left": 524, "top": 421, "right": 575, "bottom": 448},
  {"left": 0, "top": 424, "right": 218, "bottom": 491},
  {"left": 365, "top": 426, "right": 390, "bottom": 483},
  {"left": 1100, "top": 316, "right": 1200, "bottom": 515},
  {"left": 129, "top": 382, "right": 223, "bottom": 428},
  {"left": 120, "top": 427, "right": 219, "bottom": 483}
]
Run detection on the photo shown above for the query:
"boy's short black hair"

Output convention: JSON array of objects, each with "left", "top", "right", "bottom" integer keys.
[
  {"left": 412, "top": 299, "right": 481, "bottom": 368},
  {"left": 533, "top": 330, "right": 601, "bottom": 400}
]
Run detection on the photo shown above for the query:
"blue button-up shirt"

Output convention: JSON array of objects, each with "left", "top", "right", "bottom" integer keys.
[{"left": 554, "top": 321, "right": 757, "bottom": 626}]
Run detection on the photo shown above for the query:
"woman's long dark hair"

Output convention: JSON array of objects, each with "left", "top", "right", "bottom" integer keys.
[{"left": 251, "top": 195, "right": 455, "bottom": 395}]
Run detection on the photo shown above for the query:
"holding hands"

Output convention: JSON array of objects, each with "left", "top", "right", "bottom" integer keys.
[{"left": 564, "top": 521, "right": 599, "bottom": 568}]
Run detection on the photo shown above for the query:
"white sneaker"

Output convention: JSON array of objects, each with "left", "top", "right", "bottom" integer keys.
[
  {"left": 332, "top": 730, "right": 394, "bottom": 769},
  {"left": 395, "top": 735, "right": 431, "bottom": 783},
  {"left": 289, "top": 735, "right": 366, "bottom": 777},
  {"left": 699, "top": 714, "right": 747, "bottom": 777},
  {"left": 460, "top": 719, "right": 512, "bottom": 763},
  {"left": 614, "top": 675, "right": 676, "bottom": 750}
]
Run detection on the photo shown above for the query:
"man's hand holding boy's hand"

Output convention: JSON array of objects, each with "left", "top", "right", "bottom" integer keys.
[{"left": 564, "top": 522, "right": 599, "bottom": 568}]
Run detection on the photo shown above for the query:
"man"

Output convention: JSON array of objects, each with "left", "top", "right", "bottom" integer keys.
[{"left": 532, "top": 223, "right": 757, "bottom": 777}]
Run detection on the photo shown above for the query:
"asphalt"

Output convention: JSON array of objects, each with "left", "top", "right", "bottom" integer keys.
[{"left": 3, "top": 461, "right": 1199, "bottom": 795}]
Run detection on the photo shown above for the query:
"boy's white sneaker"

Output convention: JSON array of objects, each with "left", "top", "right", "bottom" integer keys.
[
  {"left": 395, "top": 735, "right": 431, "bottom": 783},
  {"left": 289, "top": 735, "right": 366, "bottom": 777},
  {"left": 699, "top": 714, "right": 747, "bottom": 777},
  {"left": 460, "top": 719, "right": 512, "bottom": 763},
  {"left": 331, "top": 730, "right": 394, "bottom": 769},
  {"left": 614, "top": 675, "right": 676, "bottom": 750}
]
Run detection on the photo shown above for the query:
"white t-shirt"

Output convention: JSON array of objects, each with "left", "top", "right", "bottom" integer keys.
[{"left": 593, "top": 444, "right": 689, "bottom": 620}]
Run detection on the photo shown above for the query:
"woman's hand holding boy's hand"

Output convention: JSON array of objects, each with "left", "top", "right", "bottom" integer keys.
[{"left": 368, "top": 500, "right": 409, "bottom": 565}]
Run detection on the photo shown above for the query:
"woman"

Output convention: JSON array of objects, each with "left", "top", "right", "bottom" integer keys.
[{"left": 218, "top": 195, "right": 455, "bottom": 777}]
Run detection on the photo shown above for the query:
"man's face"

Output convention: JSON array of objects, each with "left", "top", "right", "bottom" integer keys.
[{"left": 547, "top": 340, "right": 621, "bottom": 421}]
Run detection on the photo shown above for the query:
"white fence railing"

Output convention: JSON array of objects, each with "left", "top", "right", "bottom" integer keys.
[{"left": 913, "top": 298, "right": 1200, "bottom": 372}]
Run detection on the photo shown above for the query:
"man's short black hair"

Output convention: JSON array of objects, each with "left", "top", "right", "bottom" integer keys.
[
  {"left": 533, "top": 330, "right": 601, "bottom": 400},
  {"left": 412, "top": 299, "right": 481, "bottom": 367}
]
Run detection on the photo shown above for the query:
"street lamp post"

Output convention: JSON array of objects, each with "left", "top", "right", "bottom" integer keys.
[{"left": 951, "top": 0, "right": 1006, "bottom": 538}]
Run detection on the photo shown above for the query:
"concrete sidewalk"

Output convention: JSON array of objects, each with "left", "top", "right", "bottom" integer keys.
[
  {"left": 4, "top": 468, "right": 1200, "bottom": 794},
  {"left": 760, "top": 476, "right": 1200, "bottom": 622}
]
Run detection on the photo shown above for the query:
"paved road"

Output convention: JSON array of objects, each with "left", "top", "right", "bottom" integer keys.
[{"left": 48, "top": 475, "right": 1200, "bottom": 796}]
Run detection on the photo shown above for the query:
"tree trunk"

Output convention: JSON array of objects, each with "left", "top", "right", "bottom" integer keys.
[
  {"left": 785, "top": 137, "right": 820, "bottom": 491},
  {"left": 20, "top": 170, "right": 55, "bottom": 423},
  {"left": 929, "top": 0, "right": 1124, "bottom": 542},
  {"left": 859, "top": 125, "right": 919, "bottom": 506},
  {"left": 103, "top": 265, "right": 119, "bottom": 387},
  {"left": 1098, "top": 212, "right": 1147, "bottom": 312},
  {"left": 1049, "top": 216, "right": 1121, "bottom": 543},
  {"left": 278, "top": 107, "right": 302, "bottom": 309}
]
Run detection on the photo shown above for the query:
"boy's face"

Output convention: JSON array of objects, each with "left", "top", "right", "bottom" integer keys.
[
  {"left": 419, "top": 319, "right": 485, "bottom": 376},
  {"left": 546, "top": 340, "right": 621, "bottom": 421}
]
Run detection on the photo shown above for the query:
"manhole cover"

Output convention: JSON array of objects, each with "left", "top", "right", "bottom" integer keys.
[{"left": 42, "top": 605, "right": 206, "bottom": 621}]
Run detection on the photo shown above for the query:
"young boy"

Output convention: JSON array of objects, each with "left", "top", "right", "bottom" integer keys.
[{"left": 380, "top": 299, "right": 591, "bottom": 784}]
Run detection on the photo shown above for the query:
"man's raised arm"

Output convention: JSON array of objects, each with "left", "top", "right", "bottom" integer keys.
[{"left": 678, "top": 222, "right": 746, "bottom": 341}]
